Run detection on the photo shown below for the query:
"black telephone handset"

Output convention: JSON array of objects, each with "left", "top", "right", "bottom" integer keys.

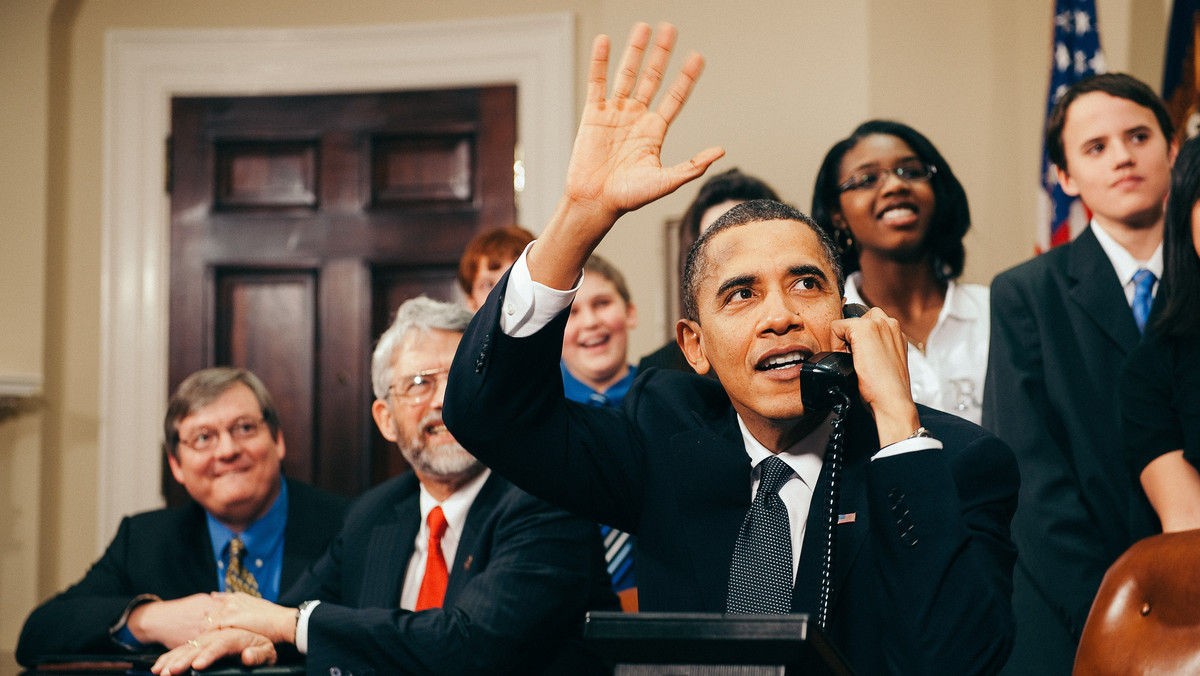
[
  {"left": 799, "top": 303, "right": 867, "bottom": 409},
  {"left": 801, "top": 302, "right": 868, "bottom": 631}
]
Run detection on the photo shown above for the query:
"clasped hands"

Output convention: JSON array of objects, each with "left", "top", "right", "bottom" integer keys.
[{"left": 151, "top": 592, "right": 292, "bottom": 675}]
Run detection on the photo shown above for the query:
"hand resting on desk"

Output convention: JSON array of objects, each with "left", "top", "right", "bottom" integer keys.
[{"left": 151, "top": 627, "right": 275, "bottom": 675}]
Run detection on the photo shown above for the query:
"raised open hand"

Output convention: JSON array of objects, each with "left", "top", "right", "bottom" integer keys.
[
  {"left": 531, "top": 22, "right": 723, "bottom": 290},
  {"left": 564, "top": 22, "right": 724, "bottom": 221}
]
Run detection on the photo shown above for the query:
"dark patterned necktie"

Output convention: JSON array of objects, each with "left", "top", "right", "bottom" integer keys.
[
  {"left": 225, "top": 537, "right": 261, "bottom": 597},
  {"left": 726, "top": 456, "right": 794, "bottom": 614},
  {"left": 1132, "top": 268, "right": 1156, "bottom": 333}
]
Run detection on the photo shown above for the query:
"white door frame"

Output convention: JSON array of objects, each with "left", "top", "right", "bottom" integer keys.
[{"left": 99, "top": 13, "right": 575, "bottom": 550}]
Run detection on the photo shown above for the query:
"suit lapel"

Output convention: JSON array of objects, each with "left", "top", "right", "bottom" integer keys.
[
  {"left": 670, "top": 409, "right": 752, "bottom": 612},
  {"left": 444, "top": 473, "right": 505, "bottom": 603},
  {"left": 183, "top": 503, "right": 221, "bottom": 592},
  {"left": 279, "top": 479, "right": 318, "bottom": 590},
  {"left": 1067, "top": 227, "right": 1141, "bottom": 353},
  {"left": 358, "top": 479, "right": 420, "bottom": 607}
]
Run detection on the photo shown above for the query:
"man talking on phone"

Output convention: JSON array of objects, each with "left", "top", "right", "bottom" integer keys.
[{"left": 444, "top": 22, "right": 1018, "bottom": 676}]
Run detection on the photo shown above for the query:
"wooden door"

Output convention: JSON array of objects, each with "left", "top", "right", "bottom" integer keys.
[{"left": 168, "top": 87, "right": 516, "bottom": 502}]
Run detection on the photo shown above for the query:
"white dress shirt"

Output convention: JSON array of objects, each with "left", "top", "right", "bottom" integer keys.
[
  {"left": 1090, "top": 220, "right": 1163, "bottom": 306},
  {"left": 843, "top": 272, "right": 990, "bottom": 425}
]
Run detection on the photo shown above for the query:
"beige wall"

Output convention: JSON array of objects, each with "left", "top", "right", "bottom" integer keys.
[
  {"left": 0, "top": 1, "right": 53, "bottom": 671},
  {"left": 0, "top": 0, "right": 1176, "bottom": 671}
]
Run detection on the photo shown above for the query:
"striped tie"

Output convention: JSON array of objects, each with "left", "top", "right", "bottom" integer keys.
[
  {"left": 600, "top": 525, "right": 636, "bottom": 591},
  {"left": 225, "top": 537, "right": 261, "bottom": 597}
]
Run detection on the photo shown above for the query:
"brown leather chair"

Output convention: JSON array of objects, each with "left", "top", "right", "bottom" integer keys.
[{"left": 1073, "top": 530, "right": 1200, "bottom": 675}]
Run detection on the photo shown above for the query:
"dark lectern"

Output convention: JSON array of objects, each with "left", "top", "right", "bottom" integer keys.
[{"left": 583, "top": 612, "right": 854, "bottom": 676}]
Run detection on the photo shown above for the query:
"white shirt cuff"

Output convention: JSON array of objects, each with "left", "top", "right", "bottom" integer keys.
[
  {"left": 294, "top": 600, "right": 321, "bottom": 655},
  {"left": 499, "top": 242, "right": 581, "bottom": 338},
  {"left": 872, "top": 436, "right": 943, "bottom": 460}
]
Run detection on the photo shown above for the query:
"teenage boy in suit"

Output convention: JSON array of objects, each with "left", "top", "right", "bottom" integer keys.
[{"left": 984, "top": 73, "right": 1176, "bottom": 675}]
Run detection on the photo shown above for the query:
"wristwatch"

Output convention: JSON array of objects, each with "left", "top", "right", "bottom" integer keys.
[{"left": 907, "top": 426, "right": 932, "bottom": 439}]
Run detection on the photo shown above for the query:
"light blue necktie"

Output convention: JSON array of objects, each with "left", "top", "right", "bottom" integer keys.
[{"left": 1131, "top": 268, "right": 1156, "bottom": 333}]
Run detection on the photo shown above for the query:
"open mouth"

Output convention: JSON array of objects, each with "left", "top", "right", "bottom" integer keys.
[
  {"left": 579, "top": 334, "right": 610, "bottom": 349},
  {"left": 757, "top": 350, "right": 808, "bottom": 371},
  {"left": 877, "top": 203, "right": 919, "bottom": 226}
]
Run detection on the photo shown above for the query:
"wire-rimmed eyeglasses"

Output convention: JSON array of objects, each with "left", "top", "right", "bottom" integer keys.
[{"left": 837, "top": 162, "right": 936, "bottom": 193}]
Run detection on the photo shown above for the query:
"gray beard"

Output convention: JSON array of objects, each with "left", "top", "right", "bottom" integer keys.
[{"left": 398, "top": 411, "right": 483, "bottom": 480}]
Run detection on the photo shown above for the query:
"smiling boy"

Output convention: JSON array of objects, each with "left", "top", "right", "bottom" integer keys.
[
  {"left": 984, "top": 73, "right": 1177, "bottom": 675},
  {"left": 561, "top": 255, "right": 639, "bottom": 407}
]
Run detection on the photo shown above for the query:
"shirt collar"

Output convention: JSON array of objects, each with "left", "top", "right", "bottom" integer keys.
[
  {"left": 736, "top": 413, "right": 829, "bottom": 493},
  {"left": 417, "top": 467, "right": 492, "bottom": 539},
  {"left": 1090, "top": 220, "right": 1164, "bottom": 285},
  {"left": 560, "top": 362, "right": 637, "bottom": 407},
  {"left": 845, "top": 271, "right": 977, "bottom": 323},
  {"left": 206, "top": 478, "right": 288, "bottom": 562}
]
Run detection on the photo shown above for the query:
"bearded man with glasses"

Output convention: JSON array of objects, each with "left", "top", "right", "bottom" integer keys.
[
  {"left": 149, "top": 296, "right": 616, "bottom": 676},
  {"left": 17, "top": 367, "right": 349, "bottom": 667}
]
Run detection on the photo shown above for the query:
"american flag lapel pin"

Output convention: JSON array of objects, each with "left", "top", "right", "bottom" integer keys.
[{"left": 838, "top": 512, "right": 856, "bottom": 524}]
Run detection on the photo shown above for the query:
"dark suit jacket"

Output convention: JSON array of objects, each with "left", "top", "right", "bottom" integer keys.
[
  {"left": 983, "top": 226, "right": 1160, "bottom": 672},
  {"left": 637, "top": 339, "right": 717, "bottom": 379},
  {"left": 444, "top": 280, "right": 1020, "bottom": 676},
  {"left": 280, "top": 471, "right": 617, "bottom": 676},
  {"left": 15, "top": 478, "right": 348, "bottom": 666}
]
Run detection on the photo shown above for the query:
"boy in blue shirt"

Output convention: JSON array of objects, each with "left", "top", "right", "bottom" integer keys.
[{"left": 560, "top": 254, "right": 639, "bottom": 597}]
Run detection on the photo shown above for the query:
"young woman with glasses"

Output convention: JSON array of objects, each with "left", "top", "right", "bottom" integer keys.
[{"left": 811, "top": 120, "right": 988, "bottom": 424}]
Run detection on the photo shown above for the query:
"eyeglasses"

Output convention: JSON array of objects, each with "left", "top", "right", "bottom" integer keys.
[
  {"left": 388, "top": 366, "right": 450, "bottom": 406},
  {"left": 837, "top": 162, "right": 936, "bottom": 193},
  {"left": 179, "top": 417, "right": 266, "bottom": 452}
]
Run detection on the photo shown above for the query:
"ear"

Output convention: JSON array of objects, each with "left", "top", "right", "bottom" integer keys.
[
  {"left": 831, "top": 211, "right": 848, "bottom": 230},
  {"left": 372, "top": 399, "right": 400, "bottom": 443},
  {"left": 1169, "top": 136, "right": 1181, "bottom": 166},
  {"left": 1055, "top": 164, "right": 1081, "bottom": 198},
  {"left": 273, "top": 430, "right": 287, "bottom": 462},
  {"left": 676, "top": 318, "right": 711, "bottom": 375},
  {"left": 167, "top": 453, "right": 186, "bottom": 486},
  {"left": 625, "top": 301, "right": 639, "bottom": 331}
]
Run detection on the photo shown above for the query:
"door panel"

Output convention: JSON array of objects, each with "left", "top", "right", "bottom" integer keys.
[
  {"left": 169, "top": 87, "right": 516, "bottom": 503},
  {"left": 215, "top": 270, "right": 317, "bottom": 484}
]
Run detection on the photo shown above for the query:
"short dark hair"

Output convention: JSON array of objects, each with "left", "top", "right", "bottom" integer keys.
[
  {"left": 1154, "top": 134, "right": 1200, "bottom": 338},
  {"left": 456, "top": 225, "right": 535, "bottom": 294},
  {"left": 680, "top": 168, "right": 780, "bottom": 240},
  {"left": 810, "top": 120, "right": 971, "bottom": 281},
  {"left": 164, "top": 367, "right": 280, "bottom": 460},
  {"left": 676, "top": 168, "right": 780, "bottom": 278},
  {"left": 584, "top": 254, "right": 632, "bottom": 305},
  {"left": 1046, "top": 73, "right": 1174, "bottom": 172},
  {"left": 681, "top": 199, "right": 843, "bottom": 322}
]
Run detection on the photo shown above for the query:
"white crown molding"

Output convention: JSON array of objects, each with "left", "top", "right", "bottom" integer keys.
[{"left": 100, "top": 13, "right": 575, "bottom": 551}]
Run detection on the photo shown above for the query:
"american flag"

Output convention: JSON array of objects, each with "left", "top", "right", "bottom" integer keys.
[
  {"left": 1038, "top": 0, "right": 1106, "bottom": 253},
  {"left": 1163, "top": 0, "right": 1200, "bottom": 143}
]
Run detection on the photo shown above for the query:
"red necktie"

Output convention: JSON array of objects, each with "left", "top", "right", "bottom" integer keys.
[{"left": 415, "top": 506, "right": 449, "bottom": 610}]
